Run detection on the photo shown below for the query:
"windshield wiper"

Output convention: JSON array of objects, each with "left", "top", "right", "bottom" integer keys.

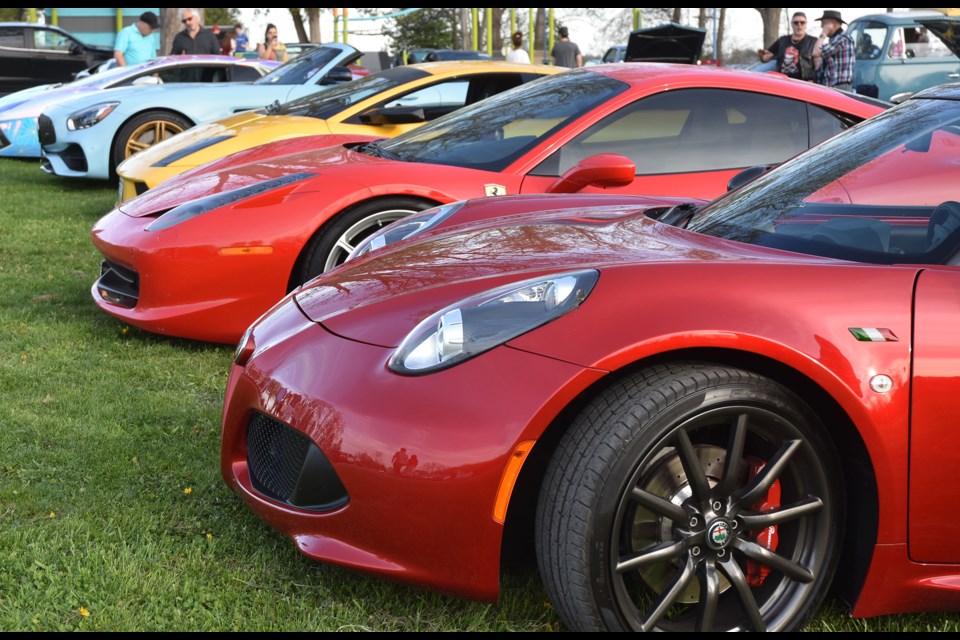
[
  {"left": 654, "top": 202, "right": 700, "bottom": 229},
  {"left": 359, "top": 141, "right": 401, "bottom": 161},
  {"left": 264, "top": 99, "right": 282, "bottom": 115}
]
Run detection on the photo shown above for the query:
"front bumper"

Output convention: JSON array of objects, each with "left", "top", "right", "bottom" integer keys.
[
  {"left": 221, "top": 302, "right": 604, "bottom": 599},
  {"left": 90, "top": 208, "right": 293, "bottom": 343},
  {"left": 39, "top": 112, "right": 111, "bottom": 179}
]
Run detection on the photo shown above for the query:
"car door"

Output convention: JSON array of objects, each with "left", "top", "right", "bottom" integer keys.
[
  {"left": 0, "top": 25, "right": 31, "bottom": 92},
  {"left": 910, "top": 265, "right": 960, "bottom": 562},
  {"left": 27, "top": 27, "right": 88, "bottom": 83},
  {"left": 520, "top": 88, "right": 844, "bottom": 199}
]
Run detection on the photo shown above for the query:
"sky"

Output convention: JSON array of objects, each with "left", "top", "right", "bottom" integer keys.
[{"left": 236, "top": 8, "right": 899, "bottom": 60}]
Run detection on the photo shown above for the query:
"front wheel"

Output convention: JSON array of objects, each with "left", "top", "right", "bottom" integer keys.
[
  {"left": 536, "top": 363, "right": 843, "bottom": 632},
  {"left": 111, "top": 110, "right": 191, "bottom": 175},
  {"left": 294, "top": 197, "right": 435, "bottom": 286}
]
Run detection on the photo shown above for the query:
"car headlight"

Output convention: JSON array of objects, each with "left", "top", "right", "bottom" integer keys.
[
  {"left": 66, "top": 102, "right": 120, "bottom": 131},
  {"left": 346, "top": 201, "right": 467, "bottom": 262},
  {"left": 389, "top": 269, "right": 599, "bottom": 375}
]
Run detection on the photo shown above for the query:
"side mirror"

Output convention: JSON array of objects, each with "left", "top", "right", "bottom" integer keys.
[
  {"left": 545, "top": 153, "right": 635, "bottom": 194},
  {"left": 357, "top": 106, "right": 426, "bottom": 125},
  {"left": 320, "top": 66, "right": 354, "bottom": 85},
  {"left": 727, "top": 164, "right": 774, "bottom": 191},
  {"left": 68, "top": 42, "right": 83, "bottom": 56}
]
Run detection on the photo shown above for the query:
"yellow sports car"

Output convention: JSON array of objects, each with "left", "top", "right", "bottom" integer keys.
[{"left": 117, "top": 61, "right": 559, "bottom": 201}]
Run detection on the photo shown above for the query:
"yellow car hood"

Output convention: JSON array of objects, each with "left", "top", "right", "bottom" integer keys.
[{"left": 119, "top": 112, "right": 332, "bottom": 178}]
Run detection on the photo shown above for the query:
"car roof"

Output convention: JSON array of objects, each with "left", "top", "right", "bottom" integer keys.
[
  {"left": 912, "top": 82, "right": 960, "bottom": 100},
  {"left": 849, "top": 10, "right": 953, "bottom": 25}
]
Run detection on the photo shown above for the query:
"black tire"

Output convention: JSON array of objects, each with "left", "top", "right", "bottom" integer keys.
[
  {"left": 536, "top": 363, "right": 843, "bottom": 632},
  {"left": 294, "top": 197, "right": 435, "bottom": 285},
  {"left": 111, "top": 110, "right": 192, "bottom": 175}
]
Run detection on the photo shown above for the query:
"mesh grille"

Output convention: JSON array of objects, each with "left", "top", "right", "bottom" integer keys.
[
  {"left": 37, "top": 114, "right": 56, "bottom": 146},
  {"left": 247, "top": 412, "right": 313, "bottom": 503}
]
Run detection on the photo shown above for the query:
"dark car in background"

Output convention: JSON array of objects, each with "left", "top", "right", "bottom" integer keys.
[{"left": 0, "top": 22, "right": 113, "bottom": 94}]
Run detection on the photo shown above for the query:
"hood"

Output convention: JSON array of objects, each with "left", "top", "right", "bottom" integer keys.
[
  {"left": 297, "top": 210, "right": 835, "bottom": 347},
  {"left": 917, "top": 18, "right": 960, "bottom": 58},
  {"left": 0, "top": 85, "right": 100, "bottom": 120},
  {"left": 120, "top": 112, "right": 334, "bottom": 174},
  {"left": 625, "top": 22, "right": 706, "bottom": 63},
  {"left": 116, "top": 135, "right": 380, "bottom": 217}
]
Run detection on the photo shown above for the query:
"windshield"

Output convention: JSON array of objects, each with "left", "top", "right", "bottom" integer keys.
[
  {"left": 275, "top": 66, "right": 429, "bottom": 119},
  {"left": 377, "top": 69, "right": 627, "bottom": 172},
  {"left": 254, "top": 45, "right": 344, "bottom": 86},
  {"left": 686, "top": 97, "right": 960, "bottom": 265}
]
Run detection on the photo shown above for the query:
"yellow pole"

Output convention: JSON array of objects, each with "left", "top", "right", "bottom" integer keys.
[
  {"left": 471, "top": 8, "right": 479, "bottom": 51},
  {"left": 548, "top": 9, "right": 555, "bottom": 63},
  {"left": 333, "top": 9, "right": 339, "bottom": 43},
  {"left": 528, "top": 8, "right": 534, "bottom": 63},
  {"left": 116, "top": 9, "right": 123, "bottom": 34},
  {"left": 485, "top": 8, "right": 492, "bottom": 56},
  {"left": 510, "top": 8, "right": 515, "bottom": 37},
  {"left": 633, "top": 9, "right": 640, "bottom": 31},
  {"left": 343, "top": 7, "right": 348, "bottom": 44},
  {"left": 51, "top": 8, "right": 58, "bottom": 26},
  {"left": 28, "top": 8, "right": 36, "bottom": 23}
]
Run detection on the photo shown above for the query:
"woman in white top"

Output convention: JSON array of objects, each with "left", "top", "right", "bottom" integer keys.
[{"left": 506, "top": 31, "right": 530, "bottom": 63}]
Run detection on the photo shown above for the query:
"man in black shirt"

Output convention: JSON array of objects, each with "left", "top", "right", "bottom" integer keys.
[
  {"left": 756, "top": 11, "right": 817, "bottom": 81},
  {"left": 170, "top": 8, "right": 220, "bottom": 56}
]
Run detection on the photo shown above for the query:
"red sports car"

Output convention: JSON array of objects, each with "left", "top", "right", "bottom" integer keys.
[
  {"left": 91, "top": 63, "right": 885, "bottom": 344},
  {"left": 221, "top": 84, "right": 960, "bottom": 631}
]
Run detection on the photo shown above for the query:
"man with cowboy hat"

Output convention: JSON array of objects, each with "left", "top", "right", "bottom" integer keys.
[{"left": 812, "top": 10, "right": 855, "bottom": 91}]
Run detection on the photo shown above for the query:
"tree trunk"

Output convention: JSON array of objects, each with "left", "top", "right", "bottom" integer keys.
[
  {"left": 755, "top": 8, "right": 782, "bottom": 50},
  {"left": 491, "top": 8, "right": 503, "bottom": 57},
  {"left": 307, "top": 9, "right": 321, "bottom": 43},
  {"left": 716, "top": 8, "right": 726, "bottom": 63},
  {"left": 698, "top": 8, "right": 707, "bottom": 30},
  {"left": 161, "top": 8, "right": 181, "bottom": 56},
  {"left": 459, "top": 8, "right": 469, "bottom": 50},
  {"left": 288, "top": 8, "right": 308, "bottom": 43},
  {"left": 535, "top": 8, "right": 546, "bottom": 64},
  {"left": 672, "top": 8, "right": 682, "bottom": 24}
]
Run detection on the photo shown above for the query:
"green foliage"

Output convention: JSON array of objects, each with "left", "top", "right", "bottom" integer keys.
[
  {"left": 0, "top": 8, "right": 22, "bottom": 21},
  {"left": 380, "top": 8, "right": 457, "bottom": 54},
  {"left": 204, "top": 8, "right": 240, "bottom": 28}
]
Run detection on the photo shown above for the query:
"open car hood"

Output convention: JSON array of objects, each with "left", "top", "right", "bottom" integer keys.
[
  {"left": 917, "top": 18, "right": 960, "bottom": 58},
  {"left": 625, "top": 22, "right": 706, "bottom": 64}
]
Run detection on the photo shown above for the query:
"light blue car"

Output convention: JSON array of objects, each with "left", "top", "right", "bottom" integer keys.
[
  {"left": 0, "top": 55, "right": 279, "bottom": 158},
  {"left": 39, "top": 42, "right": 361, "bottom": 180}
]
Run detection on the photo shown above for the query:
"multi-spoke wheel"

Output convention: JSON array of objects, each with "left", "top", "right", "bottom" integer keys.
[
  {"left": 294, "top": 197, "right": 435, "bottom": 286},
  {"left": 112, "top": 111, "right": 191, "bottom": 175},
  {"left": 536, "top": 363, "right": 842, "bottom": 632}
]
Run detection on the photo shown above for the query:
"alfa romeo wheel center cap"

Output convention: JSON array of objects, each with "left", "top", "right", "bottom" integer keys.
[{"left": 706, "top": 519, "right": 732, "bottom": 550}]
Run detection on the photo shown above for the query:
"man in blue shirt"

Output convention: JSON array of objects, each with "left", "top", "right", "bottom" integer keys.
[{"left": 114, "top": 11, "right": 159, "bottom": 67}]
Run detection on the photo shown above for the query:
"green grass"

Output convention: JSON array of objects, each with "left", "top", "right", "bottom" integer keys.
[{"left": 0, "top": 157, "right": 958, "bottom": 631}]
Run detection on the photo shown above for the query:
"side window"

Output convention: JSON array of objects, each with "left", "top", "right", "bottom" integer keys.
[
  {"left": 536, "top": 89, "right": 810, "bottom": 176},
  {"left": 0, "top": 27, "right": 23, "bottom": 47},
  {"left": 33, "top": 29, "right": 72, "bottom": 51},
  {"left": 808, "top": 105, "right": 850, "bottom": 146},
  {"left": 230, "top": 65, "right": 262, "bottom": 82},
  {"left": 848, "top": 22, "right": 886, "bottom": 60},
  {"left": 382, "top": 79, "right": 476, "bottom": 121},
  {"left": 157, "top": 66, "right": 225, "bottom": 83},
  {"left": 900, "top": 25, "right": 953, "bottom": 59}
]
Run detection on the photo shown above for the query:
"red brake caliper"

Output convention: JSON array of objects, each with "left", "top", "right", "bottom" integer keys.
[{"left": 746, "top": 460, "right": 781, "bottom": 587}]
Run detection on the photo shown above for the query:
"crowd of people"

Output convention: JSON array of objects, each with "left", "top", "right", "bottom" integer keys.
[
  {"left": 115, "top": 9, "right": 859, "bottom": 91},
  {"left": 757, "top": 9, "right": 855, "bottom": 90}
]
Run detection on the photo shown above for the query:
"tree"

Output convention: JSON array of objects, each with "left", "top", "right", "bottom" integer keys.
[
  {"left": 288, "top": 8, "right": 308, "bottom": 43},
  {"left": 715, "top": 8, "right": 727, "bottom": 62},
  {"left": 160, "top": 8, "right": 181, "bottom": 56},
  {"left": 205, "top": 8, "right": 239, "bottom": 29},
  {"left": 380, "top": 8, "right": 456, "bottom": 54},
  {"left": 755, "top": 8, "right": 782, "bottom": 50}
]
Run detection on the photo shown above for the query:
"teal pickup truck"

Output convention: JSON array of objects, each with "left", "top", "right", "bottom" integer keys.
[{"left": 847, "top": 10, "right": 960, "bottom": 102}]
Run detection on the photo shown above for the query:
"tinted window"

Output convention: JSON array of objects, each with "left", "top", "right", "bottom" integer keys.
[
  {"left": 255, "top": 45, "right": 342, "bottom": 85},
  {"left": 156, "top": 65, "right": 228, "bottom": 83},
  {"left": 688, "top": 99, "right": 960, "bottom": 265},
  {"left": 377, "top": 70, "right": 627, "bottom": 172},
  {"left": 889, "top": 25, "right": 954, "bottom": 59},
  {"left": 535, "top": 89, "right": 809, "bottom": 177},
  {"left": 277, "top": 66, "right": 428, "bottom": 119},
  {"left": 808, "top": 104, "right": 849, "bottom": 146},
  {"left": 32, "top": 29, "right": 73, "bottom": 51},
  {"left": 0, "top": 27, "right": 23, "bottom": 47},
  {"left": 230, "top": 65, "right": 262, "bottom": 82}
]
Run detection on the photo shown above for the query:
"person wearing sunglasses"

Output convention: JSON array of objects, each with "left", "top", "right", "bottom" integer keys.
[
  {"left": 170, "top": 8, "right": 220, "bottom": 56},
  {"left": 756, "top": 11, "right": 817, "bottom": 81}
]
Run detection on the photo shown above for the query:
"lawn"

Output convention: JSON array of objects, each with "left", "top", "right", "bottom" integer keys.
[{"left": 0, "top": 157, "right": 957, "bottom": 631}]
